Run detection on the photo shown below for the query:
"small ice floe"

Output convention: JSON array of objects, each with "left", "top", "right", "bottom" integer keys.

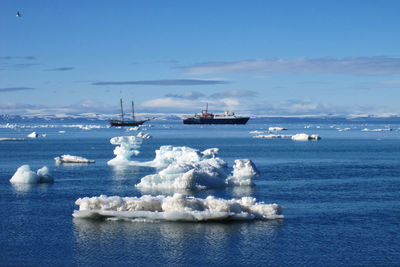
[
  {"left": 0, "top": 138, "right": 26, "bottom": 141},
  {"left": 249, "top": 130, "right": 270, "bottom": 134},
  {"left": 137, "top": 132, "right": 151, "bottom": 139},
  {"left": 73, "top": 193, "right": 283, "bottom": 222},
  {"left": 10, "top": 165, "right": 54, "bottom": 184},
  {"left": 254, "top": 134, "right": 292, "bottom": 139},
  {"left": 55, "top": 155, "right": 95, "bottom": 164},
  {"left": 361, "top": 128, "right": 392, "bottom": 132},
  {"left": 127, "top": 126, "right": 139, "bottom": 131},
  {"left": 27, "top": 132, "right": 38, "bottom": 138},
  {"left": 337, "top": 128, "right": 351, "bottom": 132},
  {"left": 268, "top": 127, "right": 287, "bottom": 131},
  {"left": 27, "top": 132, "right": 46, "bottom": 138},
  {"left": 291, "top": 133, "right": 321, "bottom": 141}
]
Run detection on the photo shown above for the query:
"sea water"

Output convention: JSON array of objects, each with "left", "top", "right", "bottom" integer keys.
[{"left": 1, "top": 120, "right": 400, "bottom": 266}]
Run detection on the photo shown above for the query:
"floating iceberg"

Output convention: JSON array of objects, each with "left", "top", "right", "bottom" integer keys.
[
  {"left": 249, "top": 130, "right": 270, "bottom": 134},
  {"left": 55, "top": 155, "right": 95, "bottom": 164},
  {"left": 107, "top": 136, "right": 259, "bottom": 190},
  {"left": 254, "top": 133, "right": 320, "bottom": 140},
  {"left": 27, "top": 132, "right": 38, "bottom": 138},
  {"left": 27, "top": 132, "right": 46, "bottom": 138},
  {"left": 135, "top": 146, "right": 259, "bottom": 190},
  {"left": 254, "top": 134, "right": 292, "bottom": 139},
  {"left": 361, "top": 128, "right": 392, "bottom": 132},
  {"left": 268, "top": 127, "right": 287, "bottom": 131},
  {"left": 137, "top": 132, "right": 151, "bottom": 139},
  {"left": 73, "top": 193, "right": 283, "bottom": 222},
  {"left": 107, "top": 135, "right": 143, "bottom": 166},
  {"left": 10, "top": 165, "right": 54, "bottom": 184},
  {"left": 291, "top": 133, "right": 321, "bottom": 141}
]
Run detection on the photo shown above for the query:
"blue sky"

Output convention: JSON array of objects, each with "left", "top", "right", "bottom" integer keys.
[{"left": 1, "top": 0, "right": 400, "bottom": 117}]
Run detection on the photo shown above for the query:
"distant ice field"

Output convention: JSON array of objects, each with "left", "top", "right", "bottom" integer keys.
[{"left": 1, "top": 119, "right": 400, "bottom": 265}]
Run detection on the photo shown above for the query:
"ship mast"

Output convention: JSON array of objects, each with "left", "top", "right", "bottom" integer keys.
[
  {"left": 120, "top": 98, "right": 124, "bottom": 121},
  {"left": 131, "top": 100, "right": 135, "bottom": 120}
]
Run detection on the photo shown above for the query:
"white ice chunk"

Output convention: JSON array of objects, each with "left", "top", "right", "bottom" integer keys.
[
  {"left": 107, "top": 135, "right": 143, "bottom": 166},
  {"left": 361, "top": 128, "right": 392, "bottom": 132},
  {"left": 55, "top": 155, "right": 95, "bottom": 164},
  {"left": 27, "top": 132, "right": 38, "bottom": 138},
  {"left": 254, "top": 134, "right": 292, "bottom": 139},
  {"left": 10, "top": 165, "right": 54, "bottom": 184},
  {"left": 135, "top": 146, "right": 258, "bottom": 190},
  {"left": 291, "top": 133, "right": 321, "bottom": 141},
  {"left": 137, "top": 132, "right": 151, "bottom": 139},
  {"left": 73, "top": 193, "right": 283, "bottom": 221},
  {"left": 268, "top": 127, "right": 287, "bottom": 131},
  {"left": 226, "top": 159, "right": 259, "bottom": 186}
]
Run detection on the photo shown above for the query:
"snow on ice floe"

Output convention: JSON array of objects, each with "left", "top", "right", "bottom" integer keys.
[
  {"left": 10, "top": 165, "right": 54, "bottom": 184},
  {"left": 72, "top": 193, "right": 283, "bottom": 222},
  {"left": 55, "top": 155, "right": 95, "bottom": 164}
]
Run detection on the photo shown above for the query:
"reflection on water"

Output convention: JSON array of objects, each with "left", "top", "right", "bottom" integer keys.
[
  {"left": 11, "top": 183, "right": 52, "bottom": 193},
  {"left": 232, "top": 185, "right": 254, "bottom": 197},
  {"left": 73, "top": 218, "right": 283, "bottom": 265}
]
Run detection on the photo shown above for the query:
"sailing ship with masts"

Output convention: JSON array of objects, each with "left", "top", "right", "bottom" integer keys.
[{"left": 109, "top": 97, "right": 151, "bottom": 127}]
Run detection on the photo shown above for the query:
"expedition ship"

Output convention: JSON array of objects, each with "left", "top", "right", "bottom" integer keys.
[{"left": 183, "top": 104, "right": 249, "bottom": 125}]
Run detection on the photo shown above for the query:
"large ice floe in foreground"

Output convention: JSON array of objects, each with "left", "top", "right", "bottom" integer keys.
[
  {"left": 55, "top": 155, "right": 95, "bottom": 164},
  {"left": 73, "top": 193, "right": 283, "bottom": 222},
  {"left": 10, "top": 165, "right": 54, "bottom": 184}
]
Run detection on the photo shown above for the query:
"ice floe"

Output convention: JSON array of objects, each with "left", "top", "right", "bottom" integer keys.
[
  {"left": 27, "top": 131, "right": 46, "bottom": 138},
  {"left": 291, "top": 133, "right": 321, "bottom": 141},
  {"left": 0, "top": 138, "right": 26, "bottom": 141},
  {"left": 73, "top": 193, "right": 283, "bottom": 221},
  {"left": 361, "top": 128, "right": 392, "bottom": 132},
  {"left": 107, "top": 136, "right": 259, "bottom": 190},
  {"left": 27, "top": 132, "right": 38, "bottom": 138},
  {"left": 135, "top": 146, "right": 259, "bottom": 190},
  {"left": 254, "top": 134, "right": 292, "bottom": 139},
  {"left": 55, "top": 155, "right": 95, "bottom": 164},
  {"left": 107, "top": 135, "right": 143, "bottom": 166},
  {"left": 137, "top": 132, "right": 151, "bottom": 139},
  {"left": 268, "top": 127, "right": 287, "bottom": 131},
  {"left": 10, "top": 165, "right": 54, "bottom": 184},
  {"left": 253, "top": 133, "right": 321, "bottom": 140}
]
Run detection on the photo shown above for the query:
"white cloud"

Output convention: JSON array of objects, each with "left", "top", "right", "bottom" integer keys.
[{"left": 182, "top": 57, "right": 400, "bottom": 76}]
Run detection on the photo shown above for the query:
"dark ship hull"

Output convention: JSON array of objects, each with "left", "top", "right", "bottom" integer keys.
[
  {"left": 183, "top": 117, "right": 249, "bottom": 125},
  {"left": 109, "top": 119, "right": 150, "bottom": 127}
]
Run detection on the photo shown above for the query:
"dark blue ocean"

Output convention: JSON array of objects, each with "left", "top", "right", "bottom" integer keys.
[{"left": 1, "top": 119, "right": 400, "bottom": 266}]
